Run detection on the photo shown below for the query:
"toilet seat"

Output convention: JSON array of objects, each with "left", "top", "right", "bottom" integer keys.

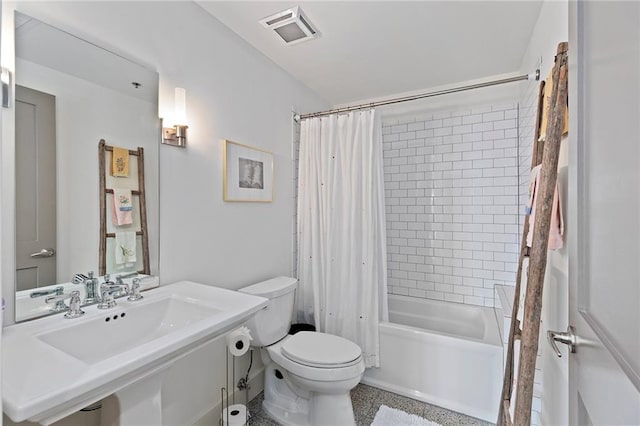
[
  {"left": 281, "top": 332, "right": 362, "bottom": 368},
  {"left": 266, "top": 334, "right": 365, "bottom": 382}
]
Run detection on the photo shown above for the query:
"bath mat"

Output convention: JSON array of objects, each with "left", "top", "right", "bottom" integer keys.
[{"left": 371, "top": 405, "right": 441, "bottom": 426}]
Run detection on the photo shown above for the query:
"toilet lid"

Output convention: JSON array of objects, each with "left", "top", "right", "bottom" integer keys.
[{"left": 281, "top": 332, "right": 362, "bottom": 367}]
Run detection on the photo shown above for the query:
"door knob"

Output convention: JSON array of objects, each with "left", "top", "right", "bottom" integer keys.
[
  {"left": 547, "top": 325, "right": 577, "bottom": 358},
  {"left": 30, "top": 248, "right": 55, "bottom": 258},
  {"left": 1, "top": 67, "right": 11, "bottom": 108}
]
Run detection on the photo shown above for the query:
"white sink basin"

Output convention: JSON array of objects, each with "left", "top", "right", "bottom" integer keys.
[
  {"left": 38, "top": 296, "right": 222, "bottom": 363},
  {"left": 2, "top": 281, "right": 268, "bottom": 425}
]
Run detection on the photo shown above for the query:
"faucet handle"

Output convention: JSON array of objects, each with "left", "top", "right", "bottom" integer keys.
[
  {"left": 72, "top": 273, "right": 88, "bottom": 284},
  {"left": 97, "top": 290, "right": 117, "bottom": 309},
  {"left": 64, "top": 290, "right": 85, "bottom": 319},
  {"left": 30, "top": 286, "right": 64, "bottom": 298},
  {"left": 45, "top": 292, "right": 71, "bottom": 313},
  {"left": 127, "top": 278, "right": 144, "bottom": 301},
  {"left": 45, "top": 293, "right": 66, "bottom": 304}
]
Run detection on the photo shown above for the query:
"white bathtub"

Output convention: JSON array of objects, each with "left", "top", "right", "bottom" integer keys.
[{"left": 362, "top": 294, "right": 502, "bottom": 422}]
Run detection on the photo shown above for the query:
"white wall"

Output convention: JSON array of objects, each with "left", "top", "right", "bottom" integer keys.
[
  {"left": 517, "top": 1, "right": 569, "bottom": 425},
  {"left": 2, "top": 1, "right": 329, "bottom": 424}
]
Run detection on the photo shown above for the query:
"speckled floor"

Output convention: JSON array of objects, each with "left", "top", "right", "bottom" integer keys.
[{"left": 247, "top": 383, "right": 493, "bottom": 426}]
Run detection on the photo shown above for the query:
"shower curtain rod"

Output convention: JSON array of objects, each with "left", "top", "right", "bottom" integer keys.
[{"left": 293, "top": 69, "right": 540, "bottom": 122}]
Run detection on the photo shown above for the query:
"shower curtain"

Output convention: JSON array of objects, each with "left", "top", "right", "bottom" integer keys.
[{"left": 296, "top": 110, "right": 388, "bottom": 368}]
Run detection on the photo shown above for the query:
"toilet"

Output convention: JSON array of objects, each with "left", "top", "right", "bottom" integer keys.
[{"left": 239, "top": 277, "right": 365, "bottom": 426}]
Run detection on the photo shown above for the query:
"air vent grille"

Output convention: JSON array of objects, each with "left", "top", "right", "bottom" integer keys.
[
  {"left": 266, "top": 13, "right": 293, "bottom": 26},
  {"left": 259, "top": 6, "right": 319, "bottom": 45},
  {"left": 298, "top": 15, "right": 316, "bottom": 35},
  {"left": 274, "top": 23, "right": 307, "bottom": 43}
]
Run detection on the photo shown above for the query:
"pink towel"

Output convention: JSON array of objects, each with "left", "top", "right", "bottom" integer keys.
[
  {"left": 111, "top": 188, "right": 133, "bottom": 226},
  {"left": 526, "top": 165, "right": 564, "bottom": 250}
]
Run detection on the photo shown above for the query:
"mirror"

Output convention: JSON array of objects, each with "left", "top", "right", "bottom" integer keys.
[{"left": 14, "top": 12, "right": 160, "bottom": 322}]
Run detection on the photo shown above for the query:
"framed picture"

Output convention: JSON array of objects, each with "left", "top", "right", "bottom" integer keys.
[{"left": 223, "top": 140, "right": 273, "bottom": 202}]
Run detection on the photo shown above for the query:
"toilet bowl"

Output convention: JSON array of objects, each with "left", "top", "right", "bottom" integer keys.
[
  {"left": 261, "top": 332, "right": 364, "bottom": 425},
  {"left": 239, "top": 277, "right": 365, "bottom": 426}
]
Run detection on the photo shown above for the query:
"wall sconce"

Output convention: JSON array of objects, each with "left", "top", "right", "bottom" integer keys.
[{"left": 162, "top": 87, "right": 188, "bottom": 147}]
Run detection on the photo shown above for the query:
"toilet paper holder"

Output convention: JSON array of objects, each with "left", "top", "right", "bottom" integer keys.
[{"left": 220, "top": 327, "right": 253, "bottom": 426}]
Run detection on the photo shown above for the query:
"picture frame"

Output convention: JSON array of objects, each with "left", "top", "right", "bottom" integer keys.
[{"left": 223, "top": 140, "right": 273, "bottom": 202}]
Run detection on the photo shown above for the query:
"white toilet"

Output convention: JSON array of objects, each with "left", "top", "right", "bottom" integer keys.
[{"left": 240, "top": 277, "right": 365, "bottom": 426}]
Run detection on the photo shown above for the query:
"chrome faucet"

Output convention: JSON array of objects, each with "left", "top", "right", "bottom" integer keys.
[
  {"left": 127, "top": 278, "right": 144, "bottom": 301},
  {"left": 101, "top": 283, "right": 130, "bottom": 299},
  {"left": 103, "top": 273, "right": 114, "bottom": 287},
  {"left": 97, "top": 275, "right": 129, "bottom": 309},
  {"left": 116, "top": 271, "right": 139, "bottom": 280},
  {"left": 84, "top": 271, "right": 99, "bottom": 304},
  {"left": 97, "top": 289, "right": 118, "bottom": 309},
  {"left": 65, "top": 291, "right": 85, "bottom": 319},
  {"left": 30, "top": 286, "right": 64, "bottom": 298},
  {"left": 45, "top": 291, "right": 71, "bottom": 313},
  {"left": 44, "top": 290, "right": 85, "bottom": 317},
  {"left": 102, "top": 274, "right": 129, "bottom": 298}
]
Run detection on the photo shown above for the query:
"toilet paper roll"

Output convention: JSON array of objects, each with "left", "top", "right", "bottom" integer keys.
[
  {"left": 226, "top": 326, "right": 252, "bottom": 357},
  {"left": 221, "top": 404, "right": 248, "bottom": 426}
]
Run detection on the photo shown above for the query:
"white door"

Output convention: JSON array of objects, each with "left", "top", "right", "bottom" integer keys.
[
  {"left": 15, "top": 85, "right": 56, "bottom": 291},
  {"left": 564, "top": 2, "right": 640, "bottom": 423}
]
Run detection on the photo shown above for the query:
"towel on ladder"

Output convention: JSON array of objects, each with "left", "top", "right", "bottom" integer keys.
[
  {"left": 111, "top": 188, "right": 134, "bottom": 226},
  {"left": 115, "top": 232, "right": 136, "bottom": 267},
  {"left": 111, "top": 146, "right": 130, "bottom": 177},
  {"left": 539, "top": 69, "right": 569, "bottom": 142}
]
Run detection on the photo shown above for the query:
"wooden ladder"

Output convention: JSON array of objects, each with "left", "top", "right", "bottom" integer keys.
[
  {"left": 497, "top": 42, "right": 569, "bottom": 426},
  {"left": 98, "top": 139, "right": 151, "bottom": 276}
]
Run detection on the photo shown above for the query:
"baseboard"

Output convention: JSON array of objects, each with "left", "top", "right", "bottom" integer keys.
[{"left": 191, "top": 367, "right": 264, "bottom": 426}]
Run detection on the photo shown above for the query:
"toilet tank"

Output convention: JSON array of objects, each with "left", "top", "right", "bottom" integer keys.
[{"left": 239, "top": 277, "right": 298, "bottom": 347}]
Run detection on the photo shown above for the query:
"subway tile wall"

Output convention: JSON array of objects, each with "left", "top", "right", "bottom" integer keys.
[
  {"left": 518, "top": 82, "right": 538, "bottom": 234},
  {"left": 382, "top": 103, "right": 520, "bottom": 307}
]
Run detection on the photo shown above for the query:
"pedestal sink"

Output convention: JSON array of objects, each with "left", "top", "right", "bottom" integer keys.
[{"left": 2, "top": 281, "right": 268, "bottom": 425}]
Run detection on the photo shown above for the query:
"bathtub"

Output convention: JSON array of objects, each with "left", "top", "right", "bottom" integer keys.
[{"left": 362, "top": 294, "right": 502, "bottom": 422}]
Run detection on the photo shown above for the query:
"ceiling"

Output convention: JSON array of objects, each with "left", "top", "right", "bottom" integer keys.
[
  {"left": 198, "top": 1, "right": 543, "bottom": 106},
  {"left": 15, "top": 12, "right": 157, "bottom": 103}
]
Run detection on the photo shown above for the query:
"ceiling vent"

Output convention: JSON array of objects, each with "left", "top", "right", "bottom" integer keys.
[{"left": 259, "top": 6, "right": 318, "bottom": 45}]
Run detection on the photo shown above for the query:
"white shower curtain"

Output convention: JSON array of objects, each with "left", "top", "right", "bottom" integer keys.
[{"left": 296, "top": 110, "right": 388, "bottom": 368}]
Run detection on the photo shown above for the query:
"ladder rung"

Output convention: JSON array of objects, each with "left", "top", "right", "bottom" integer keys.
[
  {"left": 106, "top": 231, "right": 144, "bottom": 238},
  {"left": 106, "top": 189, "right": 141, "bottom": 196}
]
